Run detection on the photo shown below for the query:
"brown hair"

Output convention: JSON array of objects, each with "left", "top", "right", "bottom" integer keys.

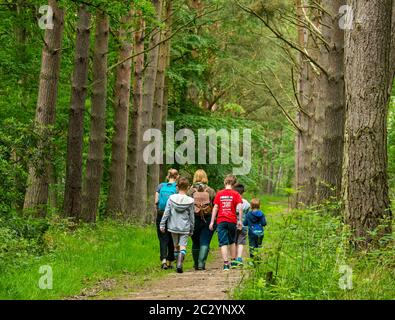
[
  {"left": 250, "top": 198, "right": 260, "bottom": 210},
  {"left": 193, "top": 169, "right": 208, "bottom": 184},
  {"left": 177, "top": 177, "right": 190, "bottom": 191},
  {"left": 167, "top": 168, "right": 179, "bottom": 180},
  {"left": 224, "top": 174, "right": 237, "bottom": 186},
  {"left": 233, "top": 183, "right": 245, "bottom": 195}
]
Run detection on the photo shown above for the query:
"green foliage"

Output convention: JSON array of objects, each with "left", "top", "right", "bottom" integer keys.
[
  {"left": 0, "top": 221, "right": 157, "bottom": 299},
  {"left": 219, "top": 103, "right": 246, "bottom": 116},
  {"left": 233, "top": 198, "right": 395, "bottom": 300}
]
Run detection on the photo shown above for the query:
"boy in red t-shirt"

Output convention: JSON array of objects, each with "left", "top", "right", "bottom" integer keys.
[{"left": 209, "top": 175, "right": 243, "bottom": 271}]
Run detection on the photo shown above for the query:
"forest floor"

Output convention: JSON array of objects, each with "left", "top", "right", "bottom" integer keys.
[
  {"left": 119, "top": 252, "right": 244, "bottom": 300},
  {"left": 68, "top": 251, "right": 244, "bottom": 300},
  {"left": 67, "top": 195, "right": 287, "bottom": 301}
]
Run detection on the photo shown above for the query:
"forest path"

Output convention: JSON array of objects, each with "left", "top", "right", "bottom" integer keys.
[{"left": 117, "top": 252, "right": 244, "bottom": 300}]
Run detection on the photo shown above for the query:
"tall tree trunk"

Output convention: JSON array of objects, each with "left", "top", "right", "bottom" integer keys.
[
  {"left": 135, "top": 0, "right": 162, "bottom": 221},
  {"left": 23, "top": 0, "right": 64, "bottom": 216},
  {"left": 125, "top": 13, "right": 145, "bottom": 219},
  {"left": 294, "top": 0, "right": 318, "bottom": 207},
  {"left": 159, "top": 0, "right": 173, "bottom": 181},
  {"left": 343, "top": 0, "right": 393, "bottom": 246},
  {"left": 390, "top": 1, "right": 395, "bottom": 90},
  {"left": 81, "top": 12, "right": 109, "bottom": 223},
  {"left": 63, "top": 5, "right": 91, "bottom": 219},
  {"left": 148, "top": 0, "right": 170, "bottom": 209},
  {"left": 294, "top": 0, "right": 310, "bottom": 207},
  {"left": 161, "top": 0, "right": 172, "bottom": 130},
  {"left": 107, "top": 12, "right": 133, "bottom": 217},
  {"left": 313, "top": 0, "right": 345, "bottom": 204}
]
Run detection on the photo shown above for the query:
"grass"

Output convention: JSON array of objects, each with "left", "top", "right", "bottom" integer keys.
[
  {"left": 0, "top": 217, "right": 219, "bottom": 300},
  {"left": 233, "top": 195, "right": 395, "bottom": 300},
  {"left": 2, "top": 193, "right": 393, "bottom": 300}
]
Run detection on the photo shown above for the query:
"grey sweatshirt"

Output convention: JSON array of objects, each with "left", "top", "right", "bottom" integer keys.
[{"left": 160, "top": 194, "right": 195, "bottom": 235}]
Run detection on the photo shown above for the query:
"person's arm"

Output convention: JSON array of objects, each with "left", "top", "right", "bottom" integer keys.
[
  {"left": 155, "top": 192, "right": 159, "bottom": 205},
  {"left": 237, "top": 204, "right": 243, "bottom": 230},
  {"left": 236, "top": 194, "right": 243, "bottom": 229},
  {"left": 209, "top": 204, "right": 218, "bottom": 231},
  {"left": 155, "top": 183, "right": 163, "bottom": 207},
  {"left": 189, "top": 204, "right": 195, "bottom": 235},
  {"left": 160, "top": 200, "right": 171, "bottom": 232}
]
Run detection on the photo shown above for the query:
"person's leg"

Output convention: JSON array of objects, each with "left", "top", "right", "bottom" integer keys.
[
  {"left": 176, "top": 235, "right": 189, "bottom": 273},
  {"left": 255, "top": 236, "right": 263, "bottom": 261},
  {"left": 228, "top": 223, "right": 237, "bottom": 265},
  {"left": 156, "top": 214, "right": 168, "bottom": 267},
  {"left": 192, "top": 217, "right": 202, "bottom": 269},
  {"left": 166, "top": 232, "right": 175, "bottom": 267},
  {"left": 249, "top": 234, "right": 258, "bottom": 258},
  {"left": 217, "top": 223, "right": 230, "bottom": 270},
  {"left": 220, "top": 245, "right": 229, "bottom": 261},
  {"left": 236, "top": 227, "right": 247, "bottom": 262},
  {"left": 197, "top": 219, "right": 213, "bottom": 269},
  {"left": 171, "top": 233, "right": 180, "bottom": 261}
]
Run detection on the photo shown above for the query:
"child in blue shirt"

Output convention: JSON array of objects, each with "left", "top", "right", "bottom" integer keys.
[{"left": 243, "top": 198, "right": 267, "bottom": 258}]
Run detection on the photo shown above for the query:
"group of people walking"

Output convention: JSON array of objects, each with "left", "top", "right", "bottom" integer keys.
[{"left": 155, "top": 169, "right": 267, "bottom": 273}]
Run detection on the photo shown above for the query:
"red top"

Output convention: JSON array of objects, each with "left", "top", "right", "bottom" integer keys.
[{"left": 214, "top": 189, "right": 242, "bottom": 224}]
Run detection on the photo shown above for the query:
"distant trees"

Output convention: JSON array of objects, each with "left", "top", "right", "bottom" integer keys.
[
  {"left": 15, "top": 0, "right": 394, "bottom": 249},
  {"left": 240, "top": 0, "right": 394, "bottom": 246}
]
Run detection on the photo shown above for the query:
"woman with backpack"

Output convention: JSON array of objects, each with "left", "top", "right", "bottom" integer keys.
[
  {"left": 187, "top": 169, "right": 216, "bottom": 271},
  {"left": 155, "top": 168, "right": 179, "bottom": 269}
]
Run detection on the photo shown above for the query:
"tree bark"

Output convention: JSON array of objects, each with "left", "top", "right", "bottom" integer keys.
[
  {"left": 125, "top": 13, "right": 145, "bottom": 219},
  {"left": 23, "top": 0, "right": 64, "bottom": 216},
  {"left": 390, "top": 1, "right": 395, "bottom": 89},
  {"left": 148, "top": 0, "right": 170, "bottom": 210},
  {"left": 343, "top": 0, "right": 393, "bottom": 246},
  {"left": 313, "top": 0, "right": 345, "bottom": 204},
  {"left": 294, "top": 0, "right": 317, "bottom": 207},
  {"left": 135, "top": 0, "right": 162, "bottom": 221},
  {"left": 63, "top": 5, "right": 91, "bottom": 219},
  {"left": 81, "top": 12, "right": 109, "bottom": 223},
  {"left": 159, "top": 0, "right": 173, "bottom": 181},
  {"left": 107, "top": 11, "right": 134, "bottom": 217}
]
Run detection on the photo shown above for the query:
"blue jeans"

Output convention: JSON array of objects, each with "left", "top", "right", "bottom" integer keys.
[{"left": 191, "top": 216, "right": 215, "bottom": 268}]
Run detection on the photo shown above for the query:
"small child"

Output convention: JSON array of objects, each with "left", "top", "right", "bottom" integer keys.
[
  {"left": 232, "top": 183, "right": 250, "bottom": 267},
  {"left": 243, "top": 198, "right": 267, "bottom": 259},
  {"left": 160, "top": 177, "right": 195, "bottom": 273}
]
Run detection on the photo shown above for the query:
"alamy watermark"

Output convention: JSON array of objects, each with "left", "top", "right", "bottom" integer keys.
[
  {"left": 339, "top": 5, "right": 354, "bottom": 30},
  {"left": 143, "top": 121, "right": 252, "bottom": 175},
  {"left": 38, "top": 5, "right": 54, "bottom": 30},
  {"left": 338, "top": 265, "right": 353, "bottom": 290},
  {"left": 38, "top": 265, "right": 53, "bottom": 290}
]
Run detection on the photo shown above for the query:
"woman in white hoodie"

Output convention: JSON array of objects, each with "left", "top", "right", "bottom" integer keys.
[{"left": 160, "top": 177, "right": 195, "bottom": 273}]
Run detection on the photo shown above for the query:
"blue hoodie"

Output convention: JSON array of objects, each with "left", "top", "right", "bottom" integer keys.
[{"left": 243, "top": 210, "right": 267, "bottom": 236}]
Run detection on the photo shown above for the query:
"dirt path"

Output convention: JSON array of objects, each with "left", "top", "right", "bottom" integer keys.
[{"left": 118, "top": 252, "right": 244, "bottom": 300}]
